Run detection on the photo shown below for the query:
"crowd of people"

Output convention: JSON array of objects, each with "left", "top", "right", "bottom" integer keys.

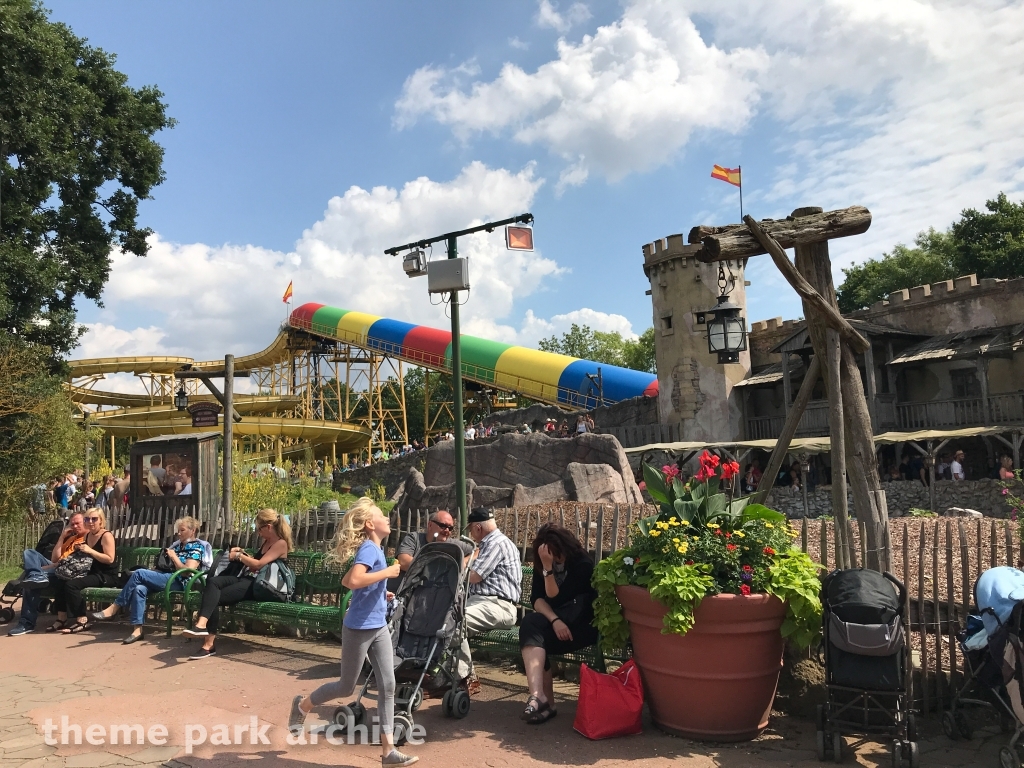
[
  {"left": 27, "top": 468, "right": 132, "bottom": 519},
  {"left": 7, "top": 495, "right": 597, "bottom": 765}
]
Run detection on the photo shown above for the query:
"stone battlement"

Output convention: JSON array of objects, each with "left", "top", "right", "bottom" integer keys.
[{"left": 750, "top": 317, "right": 803, "bottom": 334}]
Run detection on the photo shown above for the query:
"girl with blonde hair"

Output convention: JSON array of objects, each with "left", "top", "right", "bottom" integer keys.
[
  {"left": 183, "top": 508, "right": 290, "bottom": 659},
  {"left": 289, "top": 498, "right": 415, "bottom": 766}
]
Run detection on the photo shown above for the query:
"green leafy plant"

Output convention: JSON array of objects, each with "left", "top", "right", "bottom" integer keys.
[
  {"left": 908, "top": 508, "right": 936, "bottom": 518},
  {"left": 594, "top": 451, "right": 823, "bottom": 652}
]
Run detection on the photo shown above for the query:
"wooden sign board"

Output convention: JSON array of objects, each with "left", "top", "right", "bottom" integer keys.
[{"left": 187, "top": 402, "right": 221, "bottom": 428}]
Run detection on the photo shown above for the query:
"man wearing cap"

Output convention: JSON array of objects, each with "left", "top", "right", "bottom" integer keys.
[{"left": 456, "top": 508, "right": 523, "bottom": 685}]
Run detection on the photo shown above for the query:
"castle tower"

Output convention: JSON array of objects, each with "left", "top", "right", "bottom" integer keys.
[{"left": 642, "top": 234, "right": 751, "bottom": 442}]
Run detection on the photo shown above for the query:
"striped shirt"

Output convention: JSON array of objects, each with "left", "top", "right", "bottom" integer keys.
[{"left": 470, "top": 528, "right": 522, "bottom": 602}]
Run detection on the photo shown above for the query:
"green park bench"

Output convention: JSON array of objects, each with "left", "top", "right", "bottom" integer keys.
[
  {"left": 81, "top": 546, "right": 207, "bottom": 637},
  {"left": 469, "top": 566, "right": 627, "bottom": 673},
  {"left": 182, "top": 550, "right": 353, "bottom": 637}
]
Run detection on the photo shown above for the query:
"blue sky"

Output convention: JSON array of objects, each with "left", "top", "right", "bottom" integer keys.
[{"left": 54, "top": 1, "right": 1024, "bottom": 370}]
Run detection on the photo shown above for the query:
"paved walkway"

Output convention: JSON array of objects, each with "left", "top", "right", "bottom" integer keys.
[{"left": 0, "top": 620, "right": 1011, "bottom": 767}]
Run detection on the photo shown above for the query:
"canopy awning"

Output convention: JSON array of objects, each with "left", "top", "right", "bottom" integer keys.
[
  {"left": 623, "top": 425, "right": 1023, "bottom": 456},
  {"left": 732, "top": 363, "right": 784, "bottom": 388}
]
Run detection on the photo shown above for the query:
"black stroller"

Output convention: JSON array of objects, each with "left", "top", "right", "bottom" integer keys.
[
  {"left": 0, "top": 518, "right": 66, "bottom": 624},
  {"left": 816, "top": 568, "right": 917, "bottom": 766},
  {"left": 331, "top": 541, "right": 472, "bottom": 745}
]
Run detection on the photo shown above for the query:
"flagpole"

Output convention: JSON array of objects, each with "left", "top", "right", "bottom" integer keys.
[{"left": 738, "top": 165, "right": 743, "bottom": 220}]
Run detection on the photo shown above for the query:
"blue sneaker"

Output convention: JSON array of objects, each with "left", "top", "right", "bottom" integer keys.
[{"left": 7, "top": 624, "right": 33, "bottom": 636}]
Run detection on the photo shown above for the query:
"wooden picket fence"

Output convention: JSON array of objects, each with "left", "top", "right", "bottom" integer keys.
[{"left": 797, "top": 516, "right": 1018, "bottom": 716}]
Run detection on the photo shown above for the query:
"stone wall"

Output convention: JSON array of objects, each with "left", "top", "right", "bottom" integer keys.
[
  {"left": 766, "top": 478, "right": 1018, "bottom": 519},
  {"left": 482, "top": 394, "right": 658, "bottom": 432}
]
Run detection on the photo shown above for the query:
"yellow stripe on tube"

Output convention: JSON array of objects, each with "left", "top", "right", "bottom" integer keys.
[
  {"left": 494, "top": 347, "right": 575, "bottom": 402},
  {"left": 335, "top": 311, "right": 382, "bottom": 345}
]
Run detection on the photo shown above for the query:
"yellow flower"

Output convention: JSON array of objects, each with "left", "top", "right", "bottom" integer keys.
[
  {"left": 669, "top": 517, "right": 678, "bottom": 525},
  {"left": 650, "top": 530, "right": 661, "bottom": 537},
  {"left": 672, "top": 537, "right": 680, "bottom": 544},
  {"left": 678, "top": 541, "right": 689, "bottom": 554},
  {"left": 764, "top": 522, "right": 774, "bottom": 529},
  {"left": 734, "top": 531, "right": 745, "bottom": 538},
  {"left": 706, "top": 522, "right": 717, "bottom": 528}
]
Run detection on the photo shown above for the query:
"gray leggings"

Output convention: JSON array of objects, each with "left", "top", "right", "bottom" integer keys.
[{"left": 310, "top": 624, "right": 395, "bottom": 736}]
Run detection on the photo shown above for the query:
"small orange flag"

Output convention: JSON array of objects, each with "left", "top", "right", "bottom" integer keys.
[
  {"left": 282, "top": 281, "right": 293, "bottom": 303},
  {"left": 711, "top": 165, "right": 741, "bottom": 188}
]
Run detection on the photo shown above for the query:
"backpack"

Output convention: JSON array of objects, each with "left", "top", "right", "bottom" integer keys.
[
  {"left": 35, "top": 519, "right": 67, "bottom": 562},
  {"left": 252, "top": 559, "right": 296, "bottom": 603}
]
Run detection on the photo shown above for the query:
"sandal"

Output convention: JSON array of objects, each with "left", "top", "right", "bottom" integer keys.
[
  {"left": 527, "top": 707, "right": 558, "bottom": 725},
  {"left": 45, "top": 621, "right": 67, "bottom": 633},
  {"left": 60, "top": 621, "right": 89, "bottom": 634},
  {"left": 521, "top": 695, "right": 549, "bottom": 722}
]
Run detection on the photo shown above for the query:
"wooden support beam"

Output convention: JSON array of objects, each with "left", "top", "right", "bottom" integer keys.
[
  {"left": 753, "top": 354, "right": 822, "bottom": 503},
  {"left": 693, "top": 205, "right": 871, "bottom": 262},
  {"left": 743, "top": 216, "right": 870, "bottom": 353}
]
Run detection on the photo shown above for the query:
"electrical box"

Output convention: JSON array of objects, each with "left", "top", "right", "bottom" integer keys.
[{"left": 427, "top": 258, "right": 470, "bottom": 294}]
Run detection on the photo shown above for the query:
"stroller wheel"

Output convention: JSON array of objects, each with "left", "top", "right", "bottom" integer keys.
[
  {"left": 906, "top": 714, "right": 917, "bottom": 743},
  {"left": 410, "top": 688, "right": 423, "bottom": 712},
  {"left": 396, "top": 685, "right": 424, "bottom": 713},
  {"left": 393, "top": 713, "right": 414, "bottom": 747},
  {"left": 332, "top": 705, "right": 356, "bottom": 735},
  {"left": 941, "top": 711, "right": 959, "bottom": 740},
  {"left": 891, "top": 740, "right": 902, "bottom": 768},
  {"left": 816, "top": 704, "right": 826, "bottom": 731},
  {"left": 905, "top": 741, "right": 919, "bottom": 768},
  {"left": 349, "top": 702, "right": 366, "bottom": 726},
  {"left": 816, "top": 730, "right": 827, "bottom": 761},
  {"left": 441, "top": 690, "right": 454, "bottom": 718},
  {"left": 0, "top": 607, "right": 14, "bottom": 624},
  {"left": 451, "top": 690, "right": 471, "bottom": 719},
  {"left": 1001, "top": 747, "right": 1022, "bottom": 768},
  {"left": 832, "top": 732, "right": 842, "bottom": 763},
  {"left": 954, "top": 711, "right": 973, "bottom": 740}
]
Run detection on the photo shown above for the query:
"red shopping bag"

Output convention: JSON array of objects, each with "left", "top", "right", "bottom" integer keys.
[{"left": 573, "top": 659, "right": 644, "bottom": 740}]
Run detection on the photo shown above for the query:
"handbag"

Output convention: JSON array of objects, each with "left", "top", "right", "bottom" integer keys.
[
  {"left": 154, "top": 548, "right": 176, "bottom": 573},
  {"left": 573, "top": 660, "right": 644, "bottom": 740},
  {"left": 54, "top": 551, "right": 94, "bottom": 581},
  {"left": 252, "top": 559, "right": 296, "bottom": 603}
]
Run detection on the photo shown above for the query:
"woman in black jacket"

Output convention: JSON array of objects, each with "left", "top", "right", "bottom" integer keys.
[{"left": 520, "top": 523, "right": 597, "bottom": 724}]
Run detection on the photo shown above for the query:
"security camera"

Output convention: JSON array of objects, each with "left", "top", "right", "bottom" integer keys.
[{"left": 403, "top": 249, "right": 427, "bottom": 278}]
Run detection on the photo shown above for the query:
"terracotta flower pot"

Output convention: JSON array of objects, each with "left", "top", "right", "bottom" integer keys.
[{"left": 616, "top": 584, "right": 787, "bottom": 742}]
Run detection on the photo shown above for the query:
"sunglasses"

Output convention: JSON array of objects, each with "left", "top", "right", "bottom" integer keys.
[
  {"left": 431, "top": 521, "right": 454, "bottom": 531},
  {"left": 83, "top": 517, "right": 99, "bottom": 523}
]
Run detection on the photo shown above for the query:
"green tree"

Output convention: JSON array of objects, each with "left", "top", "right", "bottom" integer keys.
[
  {"left": 1, "top": 1, "right": 174, "bottom": 357},
  {"left": 538, "top": 324, "right": 656, "bottom": 373},
  {"left": 837, "top": 193, "right": 1024, "bottom": 313},
  {"left": 0, "top": 331, "right": 88, "bottom": 517}
]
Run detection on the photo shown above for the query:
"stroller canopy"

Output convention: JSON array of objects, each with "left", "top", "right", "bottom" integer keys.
[{"left": 976, "top": 566, "right": 1024, "bottom": 635}]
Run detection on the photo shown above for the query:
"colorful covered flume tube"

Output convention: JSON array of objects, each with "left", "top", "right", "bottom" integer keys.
[{"left": 289, "top": 303, "right": 659, "bottom": 409}]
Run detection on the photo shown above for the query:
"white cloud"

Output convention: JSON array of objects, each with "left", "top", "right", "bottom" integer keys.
[
  {"left": 508, "top": 36, "right": 529, "bottom": 50},
  {"left": 536, "top": 0, "right": 592, "bottom": 33},
  {"left": 77, "top": 162, "right": 595, "bottom": 365},
  {"left": 398, "top": 0, "right": 1024, "bottom": 285},
  {"left": 395, "top": 1, "right": 768, "bottom": 180}
]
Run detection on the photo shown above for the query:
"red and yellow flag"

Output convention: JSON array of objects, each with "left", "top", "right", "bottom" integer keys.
[
  {"left": 711, "top": 165, "right": 741, "bottom": 187},
  {"left": 282, "top": 281, "right": 293, "bottom": 303}
]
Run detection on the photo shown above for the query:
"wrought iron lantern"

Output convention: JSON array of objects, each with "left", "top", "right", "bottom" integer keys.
[
  {"left": 695, "top": 264, "right": 747, "bottom": 364},
  {"left": 174, "top": 384, "right": 189, "bottom": 411}
]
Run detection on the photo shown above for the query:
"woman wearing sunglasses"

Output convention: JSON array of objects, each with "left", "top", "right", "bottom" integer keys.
[
  {"left": 54, "top": 507, "right": 117, "bottom": 634},
  {"left": 182, "top": 508, "right": 291, "bottom": 659}
]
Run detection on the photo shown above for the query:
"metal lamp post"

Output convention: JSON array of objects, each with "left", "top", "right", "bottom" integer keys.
[{"left": 386, "top": 213, "right": 534, "bottom": 530}]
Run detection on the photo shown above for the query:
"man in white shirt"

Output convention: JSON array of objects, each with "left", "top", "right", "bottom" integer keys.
[
  {"left": 465, "top": 425, "right": 476, "bottom": 440},
  {"left": 951, "top": 450, "right": 966, "bottom": 481}
]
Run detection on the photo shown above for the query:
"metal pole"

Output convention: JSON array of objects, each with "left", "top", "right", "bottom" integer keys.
[
  {"left": 448, "top": 236, "right": 468, "bottom": 529},
  {"left": 224, "top": 354, "right": 234, "bottom": 526}
]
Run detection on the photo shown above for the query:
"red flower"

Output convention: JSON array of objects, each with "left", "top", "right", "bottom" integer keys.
[
  {"left": 638, "top": 481, "right": 646, "bottom": 491},
  {"left": 763, "top": 547, "right": 775, "bottom": 556},
  {"left": 726, "top": 543, "right": 737, "bottom": 551},
  {"left": 742, "top": 564, "right": 753, "bottom": 572},
  {"left": 720, "top": 460, "right": 741, "bottom": 480},
  {"left": 740, "top": 584, "right": 751, "bottom": 596},
  {"left": 714, "top": 528, "right": 723, "bottom": 536},
  {"left": 685, "top": 560, "right": 694, "bottom": 565},
  {"left": 724, "top": 532, "right": 732, "bottom": 538},
  {"left": 694, "top": 467, "right": 711, "bottom": 482}
]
